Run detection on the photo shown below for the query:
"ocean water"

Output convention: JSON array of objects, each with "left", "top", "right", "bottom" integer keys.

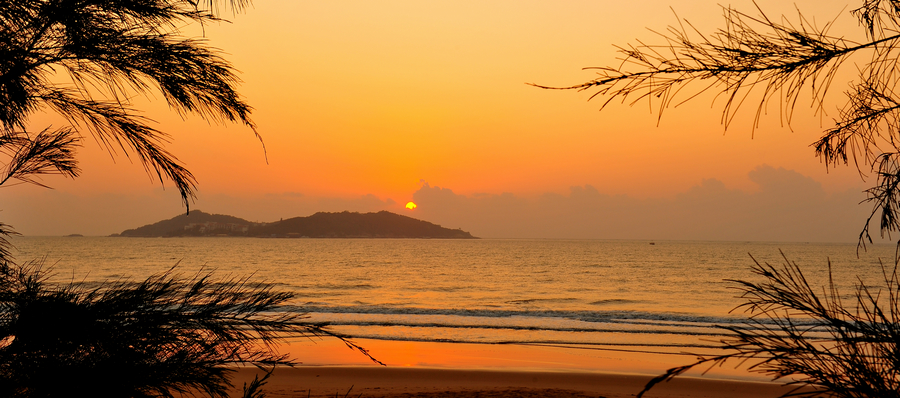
[{"left": 10, "top": 237, "right": 896, "bottom": 356}]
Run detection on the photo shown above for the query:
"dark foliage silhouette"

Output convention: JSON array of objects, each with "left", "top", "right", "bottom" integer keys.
[
  {"left": 538, "top": 1, "right": 900, "bottom": 396},
  {"left": 0, "top": 0, "right": 261, "bottom": 215},
  {"left": 535, "top": 0, "right": 900, "bottom": 247},
  {"left": 0, "top": 261, "right": 381, "bottom": 398},
  {"left": 240, "top": 369, "right": 272, "bottom": 398},
  {"left": 638, "top": 253, "right": 900, "bottom": 398},
  {"left": 0, "top": 1, "right": 380, "bottom": 397}
]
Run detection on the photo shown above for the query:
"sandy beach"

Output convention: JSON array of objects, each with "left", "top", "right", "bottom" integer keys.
[
  {"left": 227, "top": 338, "right": 805, "bottom": 398},
  {"left": 230, "top": 367, "right": 803, "bottom": 398}
]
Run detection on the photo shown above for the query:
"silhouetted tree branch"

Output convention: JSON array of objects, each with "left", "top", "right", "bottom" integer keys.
[
  {"left": 540, "top": 2, "right": 900, "bottom": 395},
  {"left": 637, "top": 253, "right": 900, "bottom": 398},
  {"left": 0, "top": 262, "right": 381, "bottom": 398},
  {"left": 0, "top": 0, "right": 263, "bottom": 214},
  {"left": 535, "top": 1, "right": 900, "bottom": 248},
  {"left": 0, "top": 127, "right": 79, "bottom": 188},
  {"left": 0, "top": 2, "right": 382, "bottom": 397}
]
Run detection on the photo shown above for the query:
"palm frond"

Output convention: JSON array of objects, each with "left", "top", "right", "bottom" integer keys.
[
  {"left": 536, "top": 1, "right": 900, "bottom": 245},
  {"left": 0, "top": 127, "right": 80, "bottom": 188},
  {"left": 533, "top": 4, "right": 855, "bottom": 130},
  {"left": 639, "top": 252, "right": 900, "bottom": 397},
  {"left": 38, "top": 89, "right": 197, "bottom": 208},
  {"left": 0, "top": 263, "right": 378, "bottom": 398},
  {"left": 0, "top": 0, "right": 263, "bottom": 210}
]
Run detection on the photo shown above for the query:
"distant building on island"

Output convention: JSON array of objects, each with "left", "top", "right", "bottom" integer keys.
[{"left": 183, "top": 222, "right": 250, "bottom": 234}]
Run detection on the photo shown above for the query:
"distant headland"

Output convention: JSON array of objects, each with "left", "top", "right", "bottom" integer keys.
[{"left": 112, "top": 210, "right": 477, "bottom": 239}]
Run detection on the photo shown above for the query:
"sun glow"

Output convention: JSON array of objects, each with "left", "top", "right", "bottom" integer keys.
[{"left": 405, "top": 202, "right": 417, "bottom": 210}]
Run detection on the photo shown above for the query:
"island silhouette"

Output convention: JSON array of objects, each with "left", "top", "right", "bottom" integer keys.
[{"left": 114, "top": 210, "right": 477, "bottom": 239}]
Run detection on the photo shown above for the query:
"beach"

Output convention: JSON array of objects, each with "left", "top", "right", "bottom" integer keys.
[
  {"left": 227, "top": 338, "right": 805, "bottom": 398},
  {"left": 15, "top": 238, "right": 860, "bottom": 397},
  {"left": 229, "top": 366, "right": 801, "bottom": 398}
]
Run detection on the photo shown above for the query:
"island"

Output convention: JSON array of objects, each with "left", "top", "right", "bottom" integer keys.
[{"left": 115, "top": 210, "right": 477, "bottom": 239}]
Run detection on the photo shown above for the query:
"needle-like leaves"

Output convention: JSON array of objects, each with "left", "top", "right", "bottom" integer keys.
[
  {"left": 0, "top": 3, "right": 380, "bottom": 397},
  {"left": 638, "top": 253, "right": 900, "bottom": 398},
  {"left": 536, "top": 1, "right": 900, "bottom": 248},
  {"left": 0, "top": 262, "right": 380, "bottom": 398},
  {"left": 0, "top": 0, "right": 262, "bottom": 210}
]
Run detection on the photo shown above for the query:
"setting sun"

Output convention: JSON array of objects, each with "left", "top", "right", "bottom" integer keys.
[{"left": 405, "top": 202, "right": 417, "bottom": 210}]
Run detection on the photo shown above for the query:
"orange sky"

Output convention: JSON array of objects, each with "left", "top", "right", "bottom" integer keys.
[{"left": 10, "top": 0, "right": 885, "bottom": 240}]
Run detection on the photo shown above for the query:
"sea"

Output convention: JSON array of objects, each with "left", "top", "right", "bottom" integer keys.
[{"left": 9, "top": 237, "right": 897, "bottom": 359}]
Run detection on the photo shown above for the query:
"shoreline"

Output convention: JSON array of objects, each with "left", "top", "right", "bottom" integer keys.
[
  {"left": 226, "top": 338, "right": 809, "bottom": 397},
  {"left": 276, "top": 337, "right": 768, "bottom": 381},
  {"left": 229, "top": 366, "right": 806, "bottom": 398}
]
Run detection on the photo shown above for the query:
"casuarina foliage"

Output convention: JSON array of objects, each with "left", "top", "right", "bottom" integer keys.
[
  {"left": 540, "top": 1, "right": 900, "bottom": 396},
  {"left": 536, "top": 0, "right": 900, "bottom": 247},
  {"left": 0, "top": 1, "right": 379, "bottom": 397},
  {"left": 0, "top": 262, "right": 379, "bottom": 398}
]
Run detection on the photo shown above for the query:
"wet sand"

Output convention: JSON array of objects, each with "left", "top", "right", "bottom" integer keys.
[
  {"left": 227, "top": 338, "right": 807, "bottom": 397},
  {"left": 230, "top": 366, "right": 805, "bottom": 398}
]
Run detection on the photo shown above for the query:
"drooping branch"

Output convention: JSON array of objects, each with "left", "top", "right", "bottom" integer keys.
[
  {"left": 0, "top": 0, "right": 264, "bottom": 212},
  {"left": 536, "top": 2, "right": 900, "bottom": 244},
  {"left": 639, "top": 253, "right": 900, "bottom": 397},
  {"left": 0, "top": 127, "right": 80, "bottom": 188},
  {"left": 39, "top": 88, "right": 198, "bottom": 209},
  {"left": 532, "top": 5, "right": 867, "bottom": 130},
  {"left": 856, "top": 153, "right": 900, "bottom": 247},
  {"left": 0, "top": 263, "right": 382, "bottom": 397},
  {"left": 853, "top": 0, "right": 900, "bottom": 39}
]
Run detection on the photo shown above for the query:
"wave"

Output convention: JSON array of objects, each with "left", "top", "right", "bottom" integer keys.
[
  {"left": 588, "top": 299, "right": 642, "bottom": 306},
  {"left": 279, "top": 304, "right": 831, "bottom": 338},
  {"left": 315, "top": 334, "right": 727, "bottom": 353},
  {"left": 505, "top": 298, "right": 579, "bottom": 305},
  {"left": 295, "top": 283, "right": 378, "bottom": 290},
  {"left": 283, "top": 304, "right": 760, "bottom": 326},
  {"left": 308, "top": 319, "right": 733, "bottom": 337}
]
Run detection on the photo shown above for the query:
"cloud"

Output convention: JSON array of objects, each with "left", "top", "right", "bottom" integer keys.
[
  {"left": 413, "top": 165, "right": 876, "bottom": 243},
  {"left": 2, "top": 187, "right": 187, "bottom": 236},
  {"left": 1, "top": 189, "right": 398, "bottom": 236},
  {"left": 189, "top": 192, "right": 397, "bottom": 224},
  {"left": 1, "top": 165, "right": 878, "bottom": 242}
]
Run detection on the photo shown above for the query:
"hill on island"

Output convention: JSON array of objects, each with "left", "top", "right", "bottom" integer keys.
[
  {"left": 114, "top": 210, "right": 476, "bottom": 239},
  {"left": 254, "top": 211, "right": 475, "bottom": 238},
  {"left": 116, "top": 211, "right": 256, "bottom": 237}
]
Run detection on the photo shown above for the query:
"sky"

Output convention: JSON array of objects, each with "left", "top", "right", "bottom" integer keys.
[{"left": 6, "top": 0, "right": 890, "bottom": 242}]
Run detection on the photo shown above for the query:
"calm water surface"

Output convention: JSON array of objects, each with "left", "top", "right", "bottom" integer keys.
[{"left": 11, "top": 237, "right": 895, "bottom": 355}]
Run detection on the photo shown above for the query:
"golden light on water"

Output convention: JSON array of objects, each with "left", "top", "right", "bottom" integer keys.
[{"left": 406, "top": 202, "right": 417, "bottom": 210}]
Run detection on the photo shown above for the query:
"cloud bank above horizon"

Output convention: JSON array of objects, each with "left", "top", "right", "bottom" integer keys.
[
  {"left": 2, "top": 165, "right": 881, "bottom": 244},
  {"left": 414, "top": 165, "right": 874, "bottom": 243}
]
